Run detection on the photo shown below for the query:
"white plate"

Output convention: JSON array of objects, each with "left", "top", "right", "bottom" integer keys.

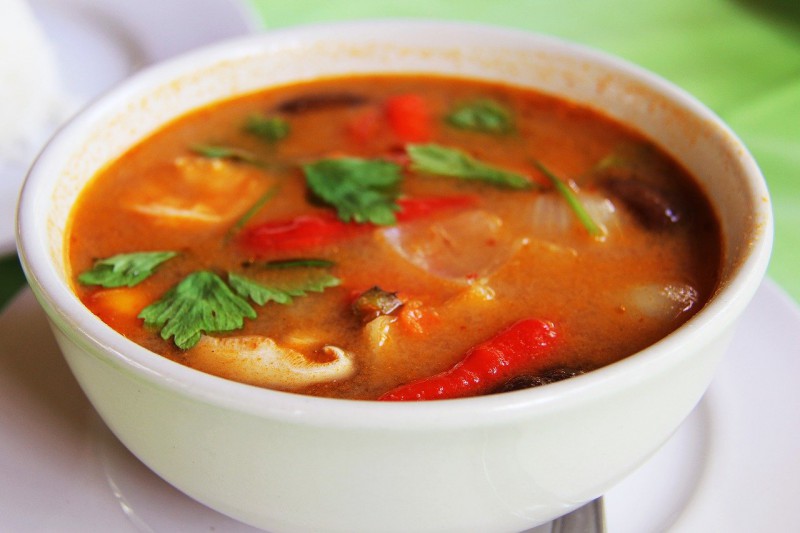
[
  {"left": 0, "top": 0, "right": 259, "bottom": 256},
  {"left": 0, "top": 279, "right": 798, "bottom": 532}
]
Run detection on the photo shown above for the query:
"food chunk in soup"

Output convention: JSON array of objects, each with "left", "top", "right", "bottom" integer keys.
[{"left": 68, "top": 75, "right": 721, "bottom": 400}]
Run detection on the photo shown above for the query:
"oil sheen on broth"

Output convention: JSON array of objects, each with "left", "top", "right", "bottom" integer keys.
[{"left": 67, "top": 75, "right": 721, "bottom": 400}]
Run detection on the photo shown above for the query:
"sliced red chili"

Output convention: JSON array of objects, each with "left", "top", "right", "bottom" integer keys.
[
  {"left": 378, "top": 318, "right": 559, "bottom": 401},
  {"left": 240, "top": 195, "right": 479, "bottom": 254},
  {"left": 395, "top": 195, "right": 478, "bottom": 221},
  {"left": 241, "top": 214, "right": 360, "bottom": 252}
]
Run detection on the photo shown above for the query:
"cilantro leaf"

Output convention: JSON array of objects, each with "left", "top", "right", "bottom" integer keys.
[
  {"left": 78, "top": 251, "right": 177, "bottom": 288},
  {"left": 138, "top": 271, "right": 256, "bottom": 350},
  {"left": 244, "top": 114, "right": 291, "bottom": 143},
  {"left": 303, "top": 158, "right": 402, "bottom": 225},
  {"left": 446, "top": 99, "right": 513, "bottom": 134},
  {"left": 229, "top": 272, "right": 341, "bottom": 306},
  {"left": 407, "top": 144, "right": 534, "bottom": 190}
]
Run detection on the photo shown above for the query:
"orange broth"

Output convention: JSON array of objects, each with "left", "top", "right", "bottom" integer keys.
[{"left": 67, "top": 75, "right": 721, "bottom": 400}]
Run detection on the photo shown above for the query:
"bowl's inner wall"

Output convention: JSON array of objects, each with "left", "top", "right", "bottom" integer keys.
[{"left": 45, "top": 27, "right": 760, "bottom": 290}]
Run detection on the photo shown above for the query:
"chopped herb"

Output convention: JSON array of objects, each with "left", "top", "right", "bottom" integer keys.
[
  {"left": 352, "top": 286, "right": 404, "bottom": 323},
  {"left": 139, "top": 271, "right": 256, "bottom": 350},
  {"left": 226, "top": 184, "right": 281, "bottom": 239},
  {"left": 407, "top": 144, "right": 534, "bottom": 190},
  {"left": 244, "top": 114, "right": 290, "bottom": 143},
  {"left": 263, "top": 258, "right": 335, "bottom": 269},
  {"left": 229, "top": 272, "right": 341, "bottom": 306},
  {"left": 594, "top": 142, "right": 658, "bottom": 172},
  {"left": 446, "top": 99, "right": 513, "bottom": 134},
  {"left": 533, "top": 160, "right": 606, "bottom": 239},
  {"left": 303, "top": 158, "right": 402, "bottom": 225},
  {"left": 191, "top": 144, "right": 263, "bottom": 166},
  {"left": 78, "top": 251, "right": 177, "bottom": 288},
  {"left": 594, "top": 153, "right": 624, "bottom": 172}
]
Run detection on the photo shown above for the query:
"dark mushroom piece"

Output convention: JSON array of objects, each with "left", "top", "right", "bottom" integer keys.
[
  {"left": 492, "top": 367, "right": 587, "bottom": 393},
  {"left": 600, "top": 176, "right": 681, "bottom": 231},
  {"left": 274, "top": 92, "right": 368, "bottom": 114}
]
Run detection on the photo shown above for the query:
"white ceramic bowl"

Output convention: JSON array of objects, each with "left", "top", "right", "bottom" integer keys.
[{"left": 17, "top": 21, "right": 772, "bottom": 532}]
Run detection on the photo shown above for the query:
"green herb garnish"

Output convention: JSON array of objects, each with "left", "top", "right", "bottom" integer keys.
[
  {"left": 244, "top": 114, "right": 290, "bottom": 143},
  {"left": 303, "top": 158, "right": 402, "bottom": 225},
  {"left": 77, "top": 251, "right": 177, "bottom": 288},
  {"left": 407, "top": 144, "right": 533, "bottom": 190},
  {"left": 533, "top": 160, "right": 606, "bottom": 239},
  {"left": 229, "top": 272, "right": 341, "bottom": 306},
  {"left": 191, "top": 144, "right": 263, "bottom": 166},
  {"left": 594, "top": 142, "right": 658, "bottom": 172},
  {"left": 226, "top": 184, "right": 281, "bottom": 239},
  {"left": 138, "top": 271, "right": 256, "bottom": 350},
  {"left": 263, "top": 258, "right": 335, "bottom": 269},
  {"left": 446, "top": 99, "right": 513, "bottom": 134}
]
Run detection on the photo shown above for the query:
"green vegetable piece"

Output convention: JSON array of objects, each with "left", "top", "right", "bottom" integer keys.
[
  {"left": 407, "top": 144, "right": 534, "bottom": 190},
  {"left": 303, "top": 158, "right": 402, "bottom": 225},
  {"left": 446, "top": 99, "right": 513, "bottom": 134},
  {"left": 191, "top": 144, "right": 263, "bottom": 166},
  {"left": 226, "top": 184, "right": 281, "bottom": 239},
  {"left": 229, "top": 272, "right": 341, "bottom": 306},
  {"left": 534, "top": 160, "right": 606, "bottom": 239},
  {"left": 244, "top": 114, "right": 291, "bottom": 143},
  {"left": 77, "top": 251, "right": 177, "bottom": 288},
  {"left": 139, "top": 271, "right": 256, "bottom": 350},
  {"left": 594, "top": 142, "right": 657, "bottom": 172},
  {"left": 263, "top": 258, "right": 335, "bottom": 269}
]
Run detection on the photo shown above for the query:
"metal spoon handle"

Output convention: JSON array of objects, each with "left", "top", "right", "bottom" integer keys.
[{"left": 551, "top": 498, "right": 606, "bottom": 533}]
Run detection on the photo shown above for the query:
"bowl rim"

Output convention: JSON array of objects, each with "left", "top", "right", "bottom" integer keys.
[{"left": 16, "top": 19, "right": 773, "bottom": 430}]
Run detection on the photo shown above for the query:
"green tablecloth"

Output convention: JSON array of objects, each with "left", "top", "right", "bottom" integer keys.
[{"left": 2, "top": 0, "right": 798, "bottom": 309}]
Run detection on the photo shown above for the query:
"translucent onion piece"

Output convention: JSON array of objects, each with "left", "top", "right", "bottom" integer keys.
[
  {"left": 626, "top": 282, "right": 700, "bottom": 320},
  {"left": 379, "top": 209, "right": 520, "bottom": 283},
  {"left": 363, "top": 315, "right": 398, "bottom": 352},
  {"left": 127, "top": 157, "right": 265, "bottom": 225},
  {"left": 187, "top": 335, "right": 355, "bottom": 389},
  {"left": 523, "top": 191, "right": 617, "bottom": 241}
]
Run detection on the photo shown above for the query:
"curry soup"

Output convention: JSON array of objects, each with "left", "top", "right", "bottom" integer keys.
[{"left": 67, "top": 75, "right": 721, "bottom": 400}]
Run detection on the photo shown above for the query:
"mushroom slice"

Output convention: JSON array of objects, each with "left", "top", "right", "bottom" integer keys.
[
  {"left": 187, "top": 335, "right": 355, "bottom": 389},
  {"left": 600, "top": 176, "right": 682, "bottom": 231}
]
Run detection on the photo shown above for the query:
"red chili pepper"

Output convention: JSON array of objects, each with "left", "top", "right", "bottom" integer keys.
[
  {"left": 241, "top": 195, "right": 478, "bottom": 254},
  {"left": 241, "top": 214, "right": 362, "bottom": 252},
  {"left": 385, "top": 94, "right": 432, "bottom": 143},
  {"left": 395, "top": 195, "right": 478, "bottom": 221},
  {"left": 378, "top": 318, "right": 558, "bottom": 401}
]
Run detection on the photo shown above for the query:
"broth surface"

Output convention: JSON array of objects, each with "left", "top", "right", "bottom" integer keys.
[{"left": 68, "top": 75, "right": 721, "bottom": 400}]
